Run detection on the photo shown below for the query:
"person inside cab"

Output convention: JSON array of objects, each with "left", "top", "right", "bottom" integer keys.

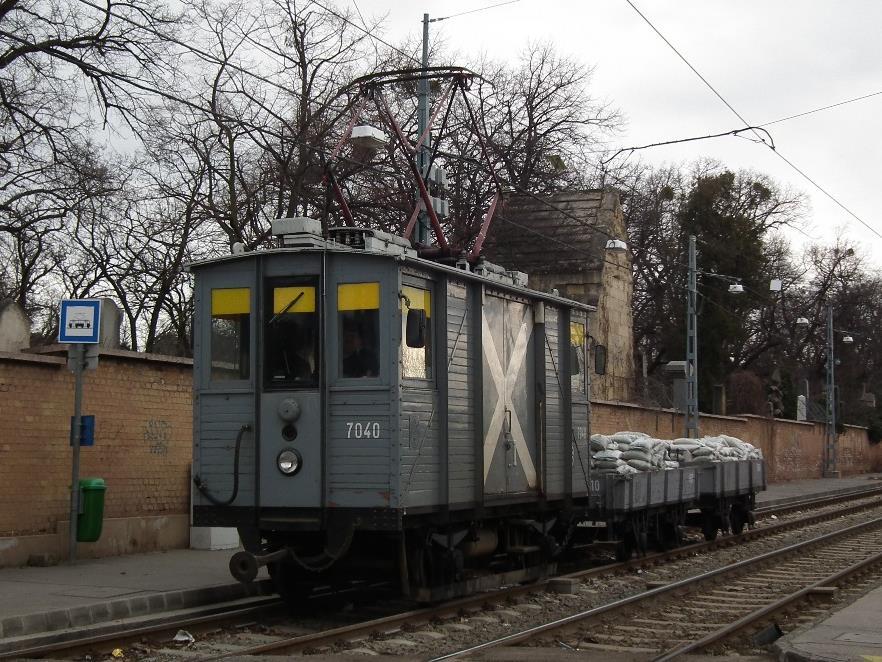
[{"left": 342, "top": 318, "right": 378, "bottom": 378}]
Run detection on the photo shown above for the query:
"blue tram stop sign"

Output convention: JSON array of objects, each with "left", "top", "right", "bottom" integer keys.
[{"left": 59, "top": 299, "right": 101, "bottom": 344}]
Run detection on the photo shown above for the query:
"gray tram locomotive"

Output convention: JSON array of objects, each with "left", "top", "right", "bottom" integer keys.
[{"left": 191, "top": 217, "right": 764, "bottom": 601}]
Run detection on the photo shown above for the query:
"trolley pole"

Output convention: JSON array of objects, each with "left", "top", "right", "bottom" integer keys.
[
  {"left": 685, "top": 235, "right": 699, "bottom": 437},
  {"left": 824, "top": 303, "right": 838, "bottom": 477},
  {"left": 69, "top": 343, "right": 85, "bottom": 562},
  {"left": 416, "top": 13, "right": 431, "bottom": 245}
]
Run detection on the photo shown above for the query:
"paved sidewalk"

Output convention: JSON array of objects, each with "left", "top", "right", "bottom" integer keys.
[
  {"left": 777, "top": 584, "right": 882, "bottom": 660},
  {"left": 0, "top": 548, "right": 268, "bottom": 641},
  {"left": 757, "top": 473, "right": 882, "bottom": 507}
]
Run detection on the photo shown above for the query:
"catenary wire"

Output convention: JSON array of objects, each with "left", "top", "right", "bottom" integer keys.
[
  {"left": 67, "top": 0, "right": 734, "bottom": 261},
  {"left": 761, "top": 90, "right": 882, "bottom": 127},
  {"left": 430, "top": 0, "right": 522, "bottom": 22},
  {"left": 349, "top": 0, "right": 381, "bottom": 60},
  {"left": 311, "top": 0, "right": 422, "bottom": 65},
  {"left": 622, "top": 0, "right": 882, "bottom": 241},
  {"left": 601, "top": 125, "right": 775, "bottom": 165}
]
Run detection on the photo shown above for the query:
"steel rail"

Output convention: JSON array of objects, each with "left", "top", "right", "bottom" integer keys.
[
  {"left": 198, "top": 497, "right": 882, "bottom": 659},
  {"left": 18, "top": 491, "right": 881, "bottom": 660},
  {"left": 567, "top": 494, "right": 882, "bottom": 581},
  {"left": 653, "top": 547, "right": 882, "bottom": 661},
  {"left": 754, "top": 485, "right": 882, "bottom": 516},
  {"left": 428, "top": 515, "right": 882, "bottom": 661},
  {"left": 0, "top": 597, "right": 285, "bottom": 661}
]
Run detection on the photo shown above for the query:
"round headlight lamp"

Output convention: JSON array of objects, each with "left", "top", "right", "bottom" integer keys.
[{"left": 277, "top": 449, "right": 302, "bottom": 476}]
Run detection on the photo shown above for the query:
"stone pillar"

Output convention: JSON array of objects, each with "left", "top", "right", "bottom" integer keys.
[
  {"left": 0, "top": 301, "right": 30, "bottom": 351},
  {"left": 99, "top": 298, "right": 122, "bottom": 349}
]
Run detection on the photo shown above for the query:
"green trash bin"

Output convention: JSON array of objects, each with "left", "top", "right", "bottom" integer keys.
[{"left": 77, "top": 478, "right": 106, "bottom": 542}]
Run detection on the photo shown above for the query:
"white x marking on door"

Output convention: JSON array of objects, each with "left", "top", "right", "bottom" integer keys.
[{"left": 482, "top": 311, "right": 537, "bottom": 488}]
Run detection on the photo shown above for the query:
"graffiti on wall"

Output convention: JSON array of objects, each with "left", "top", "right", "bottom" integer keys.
[
  {"left": 839, "top": 444, "right": 866, "bottom": 470},
  {"left": 144, "top": 419, "right": 171, "bottom": 455}
]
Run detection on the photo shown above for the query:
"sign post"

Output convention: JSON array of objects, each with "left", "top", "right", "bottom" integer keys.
[{"left": 59, "top": 299, "right": 101, "bottom": 562}]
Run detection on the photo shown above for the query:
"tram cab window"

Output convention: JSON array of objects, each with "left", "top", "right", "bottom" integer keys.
[
  {"left": 570, "top": 321, "right": 587, "bottom": 396},
  {"left": 210, "top": 287, "right": 251, "bottom": 381},
  {"left": 264, "top": 284, "right": 318, "bottom": 387},
  {"left": 401, "top": 285, "right": 432, "bottom": 380},
  {"left": 338, "top": 283, "right": 380, "bottom": 378}
]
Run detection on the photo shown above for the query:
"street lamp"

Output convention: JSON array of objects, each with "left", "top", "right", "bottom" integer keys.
[{"left": 794, "top": 307, "right": 855, "bottom": 476}]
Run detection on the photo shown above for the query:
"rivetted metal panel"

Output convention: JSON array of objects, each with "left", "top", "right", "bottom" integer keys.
[
  {"left": 194, "top": 392, "right": 256, "bottom": 506},
  {"left": 327, "top": 390, "right": 393, "bottom": 508},
  {"left": 399, "top": 387, "right": 440, "bottom": 507},
  {"left": 543, "top": 307, "right": 565, "bottom": 497},
  {"left": 446, "top": 279, "right": 475, "bottom": 505}
]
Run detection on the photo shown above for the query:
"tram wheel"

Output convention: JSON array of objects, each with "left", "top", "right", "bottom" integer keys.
[{"left": 268, "top": 560, "right": 313, "bottom": 605}]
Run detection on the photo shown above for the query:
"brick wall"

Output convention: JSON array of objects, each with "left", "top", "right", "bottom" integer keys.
[
  {"left": 0, "top": 349, "right": 192, "bottom": 540},
  {"left": 2, "top": 347, "right": 880, "bottom": 563},
  {"left": 592, "top": 400, "right": 882, "bottom": 481}
]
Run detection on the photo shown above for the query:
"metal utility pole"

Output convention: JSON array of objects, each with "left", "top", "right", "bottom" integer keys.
[
  {"left": 824, "top": 303, "right": 838, "bottom": 477},
  {"left": 69, "top": 344, "right": 85, "bottom": 562},
  {"left": 685, "top": 235, "right": 699, "bottom": 437},
  {"left": 416, "top": 13, "right": 431, "bottom": 245}
]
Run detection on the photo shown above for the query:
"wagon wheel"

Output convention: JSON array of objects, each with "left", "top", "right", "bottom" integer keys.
[
  {"left": 656, "top": 520, "right": 683, "bottom": 551},
  {"left": 614, "top": 537, "right": 634, "bottom": 562},
  {"left": 615, "top": 523, "right": 638, "bottom": 562},
  {"left": 730, "top": 505, "right": 747, "bottom": 535},
  {"left": 636, "top": 530, "right": 649, "bottom": 557},
  {"left": 701, "top": 512, "right": 719, "bottom": 541}
]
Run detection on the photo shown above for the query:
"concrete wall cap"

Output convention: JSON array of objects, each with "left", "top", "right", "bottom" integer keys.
[
  {"left": 0, "top": 351, "right": 65, "bottom": 367},
  {"left": 24, "top": 344, "right": 193, "bottom": 366}
]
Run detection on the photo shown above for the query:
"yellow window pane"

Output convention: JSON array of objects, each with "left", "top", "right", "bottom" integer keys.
[
  {"left": 338, "top": 283, "right": 380, "bottom": 311},
  {"left": 212, "top": 288, "right": 250, "bottom": 316},
  {"left": 570, "top": 321, "right": 585, "bottom": 346},
  {"left": 273, "top": 286, "right": 316, "bottom": 313},
  {"left": 401, "top": 285, "right": 431, "bottom": 318}
]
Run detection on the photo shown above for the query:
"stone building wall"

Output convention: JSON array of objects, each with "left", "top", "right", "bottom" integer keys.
[{"left": 485, "top": 189, "right": 636, "bottom": 403}]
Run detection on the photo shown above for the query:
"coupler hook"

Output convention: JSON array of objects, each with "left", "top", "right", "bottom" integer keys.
[{"left": 229, "top": 547, "right": 292, "bottom": 583}]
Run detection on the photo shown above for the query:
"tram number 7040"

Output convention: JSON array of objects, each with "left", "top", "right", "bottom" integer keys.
[{"left": 346, "top": 421, "right": 381, "bottom": 439}]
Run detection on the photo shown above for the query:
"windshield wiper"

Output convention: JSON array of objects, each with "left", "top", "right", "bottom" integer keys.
[{"left": 267, "top": 291, "right": 305, "bottom": 327}]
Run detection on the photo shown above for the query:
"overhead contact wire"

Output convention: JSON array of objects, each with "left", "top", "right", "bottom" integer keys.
[{"left": 622, "top": 0, "right": 882, "bottom": 241}]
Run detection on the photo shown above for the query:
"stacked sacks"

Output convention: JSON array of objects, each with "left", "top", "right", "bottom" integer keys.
[
  {"left": 673, "top": 435, "right": 762, "bottom": 465},
  {"left": 592, "top": 431, "right": 763, "bottom": 473},
  {"left": 589, "top": 434, "right": 638, "bottom": 475}
]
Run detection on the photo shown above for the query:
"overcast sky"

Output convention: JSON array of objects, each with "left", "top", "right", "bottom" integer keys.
[{"left": 354, "top": 0, "right": 882, "bottom": 266}]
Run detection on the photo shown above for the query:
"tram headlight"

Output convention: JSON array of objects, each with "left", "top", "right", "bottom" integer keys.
[{"left": 277, "top": 449, "right": 302, "bottom": 476}]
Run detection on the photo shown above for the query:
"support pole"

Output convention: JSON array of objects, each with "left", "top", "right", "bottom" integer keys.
[
  {"left": 825, "top": 303, "right": 838, "bottom": 477},
  {"left": 685, "top": 235, "right": 699, "bottom": 437},
  {"left": 68, "top": 344, "right": 85, "bottom": 562},
  {"left": 416, "top": 13, "right": 431, "bottom": 245}
]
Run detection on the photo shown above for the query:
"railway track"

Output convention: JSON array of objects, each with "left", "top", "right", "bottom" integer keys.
[
  {"left": 435, "top": 516, "right": 882, "bottom": 660},
  {"left": 11, "top": 487, "right": 881, "bottom": 660},
  {"left": 754, "top": 484, "right": 882, "bottom": 517}
]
